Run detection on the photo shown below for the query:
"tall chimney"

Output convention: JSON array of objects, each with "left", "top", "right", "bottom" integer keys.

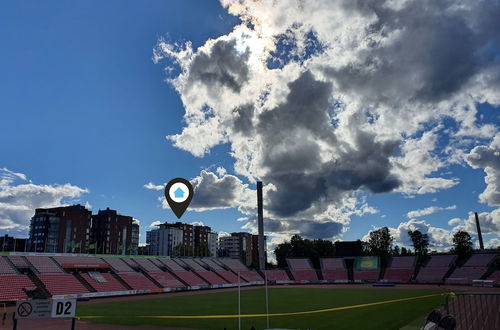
[
  {"left": 475, "top": 212, "right": 484, "bottom": 250},
  {"left": 257, "top": 181, "right": 265, "bottom": 270}
]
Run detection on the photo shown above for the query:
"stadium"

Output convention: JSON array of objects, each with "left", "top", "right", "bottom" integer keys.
[
  {"left": 1, "top": 251, "right": 499, "bottom": 329},
  {"left": 2, "top": 1, "right": 500, "bottom": 330}
]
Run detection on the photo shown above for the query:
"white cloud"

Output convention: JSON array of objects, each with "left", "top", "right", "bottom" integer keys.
[
  {"left": 148, "top": 220, "right": 162, "bottom": 229},
  {"left": 449, "top": 209, "right": 500, "bottom": 236},
  {"left": 466, "top": 133, "right": 500, "bottom": 206},
  {"left": 485, "top": 237, "right": 500, "bottom": 249},
  {"left": 0, "top": 168, "right": 88, "bottom": 233},
  {"left": 154, "top": 0, "right": 500, "bottom": 244},
  {"left": 144, "top": 182, "right": 164, "bottom": 191},
  {"left": 363, "top": 219, "right": 455, "bottom": 251},
  {"left": 407, "top": 205, "right": 456, "bottom": 218}
]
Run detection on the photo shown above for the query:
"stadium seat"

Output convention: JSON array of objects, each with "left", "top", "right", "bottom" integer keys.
[
  {"left": 102, "top": 257, "right": 135, "bottom": 272},
  {"left": 82, "top": 272, "right": 127, "bottom": 292},
  {"left": 291, "top": 269, "right": 318, "bottom": 281},
  {"left": 353, "top": 270, "right": 379, "bottom": 282},
  {"left": 149, "top": 272, "right": 185, "bottom": 289},
  {"left": 173, "top": 271, "right": 208, "bottom": 287},
  {"left": 215, "top": 270, "right": 245, "bottom": 284},
  {"left": 263, "top": 270, "right": 290, "bottom": 281},
  {"left": 7, "top": 256, "right": 30, "bottom": 268},
  {"left": 132, "top": 258, "right": 162, "bottom": 272},
  {"left": 38, "top": 273, "right": 90, "bottom": 295},
  {"left": 158, "top": 258, "right": 186, "bottom": 272},
  {"left": 0, "top": 256, "right": 17, "bottom": 274},
  {"left": 0, "top": 274, "right": 35, "bottom": 301},
  {"left": 416, "top": 255, "right": 456, "bottom": 284},
  {"left": 26, "top": 256, "right": 64, "bottom": 273},
  {"left": 445, "top": 254, "right": 495, "bottom": 285},
  {"left": 485, "top": 270, "right": 500, "bottom": 285},
  {"left": 199, "top": 258, "right": 224, "bottom": 271},
  {"left": 218, "top": 258, "right": 248, "bottom": 272},
  {"left": 287, "top": 258, "right": 314, "bottom": 270},
  {"left": 196, "top": 270, "right": 227, "bottom": 285},
  {"left": 238, "top": 270, "right": 263, "bottom": 282},
  {"left": 382, "top": 256, "right": 415, "bottom": 283},
  {"left": 116, "top": 272, "right": 159, "bottom": 290},
  {"left": 322, "top": 269, "right": 348, "bottom": 282}
]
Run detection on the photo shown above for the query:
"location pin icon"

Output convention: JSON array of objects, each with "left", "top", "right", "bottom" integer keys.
[{"left": 165, "top": 178, "right": 194, "bottom": 219}]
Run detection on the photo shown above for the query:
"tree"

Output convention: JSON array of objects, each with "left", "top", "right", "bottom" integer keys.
[
  {"left": 274, "top": 235, "right": 335, "bottom": 268},
  {"left": 274, "top": 242, "right": 292, "bottom": 268},
  {"left": 408, "top": 230, "right": 429, "bottom": 265},
  {"left": 451, "top": 231, "right": 473, "bottom": 260},
  {"left": 173, "top": 244, "right": 194, "bottom": 257},
  {"left": 366, "top": 227, "right": 393, "bottom": 267},
  {"left": 392, "top": 245, "right": 401, "bottom": 256},
  {"left": 195, "top": 243, "right": 210, "bottom": 257}
]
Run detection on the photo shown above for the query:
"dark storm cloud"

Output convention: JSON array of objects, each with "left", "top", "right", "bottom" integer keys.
[
  {"left": 188, "top": 39, "right": 250, "bottom": 93},
  {"left": 328, "top": 0, "right": 500, "bottom": 103},
  {"left": 249, "top": 217, "right": 344, "bottom": 239},
  {"left": 231, "top": 104, "right": 255, "bottom": 135},
  {"left": 255, "top": 71, "right": 400, "bottom": 216},
  {"left": 270, "top": 219, "right": 343, "bottom": 239},
  {"left": 191, "top": 170, "right": 244, "bottom": 209}
]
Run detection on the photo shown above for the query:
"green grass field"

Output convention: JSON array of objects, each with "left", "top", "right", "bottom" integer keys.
[{"left": 77, "top": 287, "right": 447, "bottom": 330}]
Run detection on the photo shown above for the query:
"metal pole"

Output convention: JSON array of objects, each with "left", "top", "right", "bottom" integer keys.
[
  {"left": 12, "top": 312, "right": 17, "bottom": 330},
  {"left": 265, "top": 270, "right": 269, "bottom": 329},
  {"left": 238, "top": 271, "right": 241, "bottom": 330},
  {"left": 257, "top": 181, "right": 265, "bottom": 270},
  {"left": 71, "top": 317, "right": 76, "bottom": 330}
]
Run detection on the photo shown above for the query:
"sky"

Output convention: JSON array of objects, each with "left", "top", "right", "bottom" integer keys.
[{"left": 1, "top": 0, "right": 499, "bottom": 256}]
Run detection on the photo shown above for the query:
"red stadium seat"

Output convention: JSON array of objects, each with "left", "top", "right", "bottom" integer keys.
[
  {"left": 0, "top": 274, "right": 35, "bottom": 301},
  {"left": 38, "top": 273, "right": 89, "bottom": 295},
  {"left": 81, "top": 272, "right": 127, "bottom": 292}
]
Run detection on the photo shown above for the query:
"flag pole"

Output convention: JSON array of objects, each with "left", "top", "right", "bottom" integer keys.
[
  {"left": 238, "top": 271, "right": 241, "bottom": 330},
  {"left": 265, "top": 270, "right": 269, "bottom": 329}
]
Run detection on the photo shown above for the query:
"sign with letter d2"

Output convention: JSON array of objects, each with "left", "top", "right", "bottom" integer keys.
[{"left": 51, "top": 299, "right": 77, "bottom": 318}]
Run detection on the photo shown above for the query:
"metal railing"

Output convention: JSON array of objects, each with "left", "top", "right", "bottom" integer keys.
[{"left": 445, "top": 293, "right": 500, "bottom": 330}]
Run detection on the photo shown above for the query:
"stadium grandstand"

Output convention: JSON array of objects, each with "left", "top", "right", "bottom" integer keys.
[
  {"left": 353, "top": 256, "right": 380, "bottom": 282},
  {"left": 321, "top": 258, "right": 348, "bottom": 282},
  {"left": 382, "top": 256, "right": 416, "bottom": 283},
  {"left": 0, "top": 252, "right": 498, "bottom": 304},
  {"left": 416, "top": 254, "right": 457, "bottom": 284},
  {"left": 287, "top": 258, "right": 319, "bottom": 282},
  {"left": 445, "top": 253, "right": 497, "bottom": 285}
]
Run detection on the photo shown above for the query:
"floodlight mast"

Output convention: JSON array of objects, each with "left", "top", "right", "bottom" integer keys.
[{"left": 475, "top": 212, "right": 484, "bottom": 250}]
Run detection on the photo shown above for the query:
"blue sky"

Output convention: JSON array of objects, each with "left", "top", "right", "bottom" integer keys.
[{"left": 1, "top": 0, "right": 499, "bottom": 253}]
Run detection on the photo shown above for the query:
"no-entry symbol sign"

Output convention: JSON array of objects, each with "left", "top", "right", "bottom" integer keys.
[
  {"left": 16, "top": 302, "right": 32, "bottom": 317},
  {"left": 15, "top": 300, "right": 52, "bottom": 319}
]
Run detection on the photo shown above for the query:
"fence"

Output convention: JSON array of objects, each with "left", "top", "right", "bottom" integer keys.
[{"left": 445, "top": 293, "right": 499, "bottom": 330}]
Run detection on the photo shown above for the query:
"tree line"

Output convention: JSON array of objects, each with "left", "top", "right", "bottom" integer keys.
[{"left": 274, "top": 228, "right": 477, "bottom": 268}]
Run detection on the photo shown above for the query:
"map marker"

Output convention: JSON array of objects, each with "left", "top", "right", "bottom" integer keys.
[{"left": 164, "top": 178, "right": 193, "bottom": 219}]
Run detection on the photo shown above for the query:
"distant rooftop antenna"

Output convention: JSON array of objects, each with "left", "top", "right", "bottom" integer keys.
[
  {"left": 475, "top": 212, "right": 484, "bottom": 250},
  {"left": 257, "top": 181, "right": 265, "bottom": 270}
]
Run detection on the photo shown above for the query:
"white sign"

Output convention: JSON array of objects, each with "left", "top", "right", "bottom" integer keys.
[
  {"left": 51, "top": 299, "right": 77, "bottom": 318},
  {"left": 15, "top": 299, "right": 76, "bottom": 319},
  {"left": 16, "top": 300, "right": 51, "bottom": 319}
]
